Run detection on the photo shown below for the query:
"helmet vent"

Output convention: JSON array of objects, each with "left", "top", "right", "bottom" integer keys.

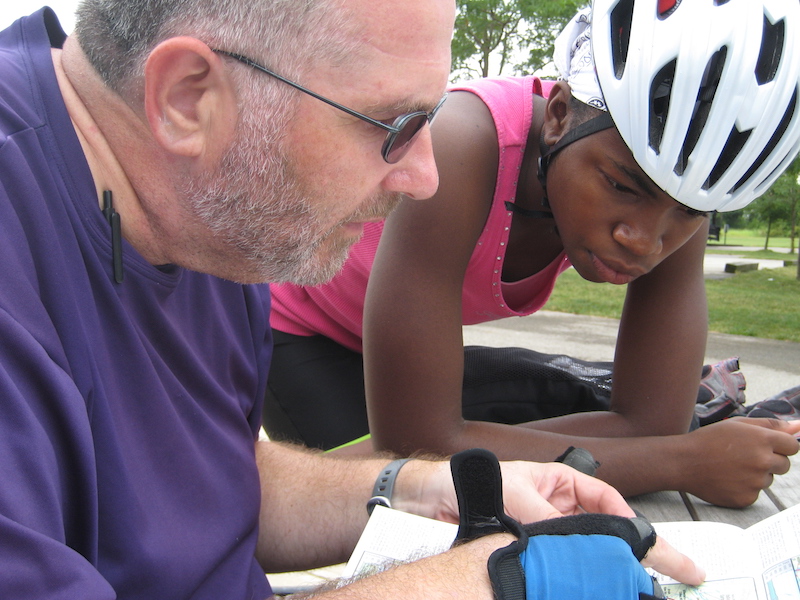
[
  {"left": 674, "top": 47, "right": 727, "bottom": 175},
  {"left": 704, "top": 127, "right": 752, "bottom": 189},
  {"left": 648, "top": 59, "right": 676, "bottom": 152},
  {"left": 755, "top": 16, "right": 785, "bottom": 85},
  {"left": 610, "top": 0, "right": 634, "bottom": 78},
  {"left": 729, "top": 87, "right": 798, "bottom": 193}
]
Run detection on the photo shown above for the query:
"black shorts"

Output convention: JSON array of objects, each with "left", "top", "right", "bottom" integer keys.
[{"left": 263, "top": 329, "right": 613, "bottom": 451}]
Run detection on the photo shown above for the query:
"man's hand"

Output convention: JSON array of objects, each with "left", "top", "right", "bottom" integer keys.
[
  {"left": 402, "top": 459, "right": 636, "bottom": 526},
  {"left": 499, "top": 460, "right": 635, "bottom": 522},
  {"left": 682, "top": 418, "right": 800, "bottom": 507},
  {"left": 497, "top": 462, "right": 705, "bottom": 587}
]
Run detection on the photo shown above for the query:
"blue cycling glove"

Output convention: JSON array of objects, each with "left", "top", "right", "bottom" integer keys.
[
  {"left": 489, "top": 513, "right": 663, "bottom": 600},
  {"left": 450, "top": 448, "right": 664, "bottom": 600},
  {"left": 520, "top": 533, "right": 656, "bottom": 598}
]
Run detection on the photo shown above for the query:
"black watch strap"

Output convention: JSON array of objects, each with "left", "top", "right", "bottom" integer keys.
[{"left": 366, "top": 458, "right": 411, "bottom": 515}]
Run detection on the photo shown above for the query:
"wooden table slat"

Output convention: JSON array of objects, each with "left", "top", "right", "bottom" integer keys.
[
  {"left": 767, "top": 467, "right": 800, "bottom": 508},
  {"left": 627, "top": 491, "right": 693, "bottom": 523},
  {"left": 685, "top": 491, "right": 780, "bottom": 528}
]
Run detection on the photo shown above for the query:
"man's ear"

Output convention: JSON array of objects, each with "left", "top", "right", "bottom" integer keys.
[
  {"left": 143, "top": 37, "right": 237, "bottom": 159},
  {"left": 542, "top": 80, "right": 572, "bottom": 148}
]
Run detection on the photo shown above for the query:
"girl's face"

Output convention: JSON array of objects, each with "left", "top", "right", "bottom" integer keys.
[{"left": 545, "top": 126, "right": 708, "bottom": 285}]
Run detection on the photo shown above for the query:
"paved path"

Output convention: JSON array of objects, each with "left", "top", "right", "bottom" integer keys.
[{"left": 703, "top": 250, "right": 792, "bottom": 280}]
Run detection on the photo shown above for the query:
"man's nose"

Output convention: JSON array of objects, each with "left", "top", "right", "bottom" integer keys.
[{"left": 381, "top": 126, "right": 440, "bottom": 201}]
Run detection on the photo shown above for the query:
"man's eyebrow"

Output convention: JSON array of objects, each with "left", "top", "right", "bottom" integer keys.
[
  {"left": 363, "top": 97, "right": 440, "bottom": 116},
  {"left": 611, "top": 159, "right": 659, "bottom": 198}
]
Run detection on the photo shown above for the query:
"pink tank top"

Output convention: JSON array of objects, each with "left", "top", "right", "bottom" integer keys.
[{"left": 270, "top": 76, "right": 571, "bottom": 352}]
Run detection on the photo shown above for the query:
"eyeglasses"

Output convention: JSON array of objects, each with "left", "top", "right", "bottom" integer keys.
[{"left": 212, "top": 49, "right": 447, "bottom": 164}]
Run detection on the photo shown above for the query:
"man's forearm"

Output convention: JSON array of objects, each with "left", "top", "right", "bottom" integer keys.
[
  {"left": 255, "top": 441, "right": 455, "bottom": 573},
  {"left": 290, "top": 533, "right": 515, "bottom": 599},
  {"left": 255, "top": 441, "right": 388, "bottom": 572}
]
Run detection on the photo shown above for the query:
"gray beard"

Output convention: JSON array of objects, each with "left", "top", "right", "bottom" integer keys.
[{"left": 179, "top": 112, "right": 402, "bottom": 285}]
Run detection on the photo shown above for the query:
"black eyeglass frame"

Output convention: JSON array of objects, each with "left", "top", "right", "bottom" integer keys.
[{"left": 212, "top": 49, "right": 447, "bottom": 164}]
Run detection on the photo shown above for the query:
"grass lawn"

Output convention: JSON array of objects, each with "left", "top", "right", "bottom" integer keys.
[
  {"left": 705, "top": 267, "right": 800, "bottom": 342},
  {"left": 708, "top": 228, "right": 798, "bottom": 250},
  {"left": 545, "top": 264, "right": 800, "bottom": 344},
  {"left": 706, "top": 248, "right": 792, "bottom": 260}
]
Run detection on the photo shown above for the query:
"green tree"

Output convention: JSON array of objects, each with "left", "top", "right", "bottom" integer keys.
[
  {"left": 451, "top": 0, "right": 584, "bottom": 81},
  {"left": 744, "top": 156, "right": 800, "bottom": 253},
  {"left": 748, "top": 186, "right": 791, "bottom": 250},
  {"left": 782, "top": 156, "right": 800, "bottom": 280},
  {"left": 782, "top": 156, "right": 800, "bottom": 257},
  {"left": 516, "top": 1, "right": 587, "bottom": 75}
]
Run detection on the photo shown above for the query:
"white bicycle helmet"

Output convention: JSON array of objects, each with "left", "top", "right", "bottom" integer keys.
[{"left": 591, "top": 0, "right": 800, "bottom": 212}]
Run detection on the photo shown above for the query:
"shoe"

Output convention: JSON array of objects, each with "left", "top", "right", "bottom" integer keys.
[
  {"left": 695, "top": 357, "right": 748, "bottom": 427},
  {"left": 745, "top": 385, "right": 800, "bottom": 420}
]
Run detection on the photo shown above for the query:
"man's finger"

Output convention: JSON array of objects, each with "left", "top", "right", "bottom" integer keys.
[
  {"left": 569, "top": 470, "right": 636, "bottom": 518},
  {"left": 642, "top": 536, "right": 705, "bottom": 586}
]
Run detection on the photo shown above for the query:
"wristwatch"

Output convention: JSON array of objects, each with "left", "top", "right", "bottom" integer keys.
[{"left": 366, "top": 458, "right": 410, "bottom": 515}]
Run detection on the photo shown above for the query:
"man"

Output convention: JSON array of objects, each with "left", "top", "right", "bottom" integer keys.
[{"left": 0, "top": 0, "right": 701, "bottom": 598}]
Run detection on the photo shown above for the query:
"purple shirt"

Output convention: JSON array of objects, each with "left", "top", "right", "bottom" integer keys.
[{"left": 0, "top": 9, "right": 273, "bottom": 599}]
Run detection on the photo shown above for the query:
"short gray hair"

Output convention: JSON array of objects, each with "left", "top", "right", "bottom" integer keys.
[{"left": 74, "top": 0, "right": 359, "bottom": 100}]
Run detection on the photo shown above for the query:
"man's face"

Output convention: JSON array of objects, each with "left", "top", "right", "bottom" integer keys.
[
  {"left": 183, "top": 0, "right": 455, "bottom": 285},
  {"left": 180, "top": 99, "right": 402, "bottom": 285}
]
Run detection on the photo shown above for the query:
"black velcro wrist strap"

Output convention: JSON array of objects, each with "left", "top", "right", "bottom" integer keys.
[
  {"left": 449, "top": 449, "right": 531, "bottom": 598},
  {"left": 644, "top": 578, "right": 666, "bottom": 599},
  {"left": 487, "top": 539, "right": 527, "bottom": 600},
  {"left": 450, "top": 449, "right": 526, "bottom": 542}
]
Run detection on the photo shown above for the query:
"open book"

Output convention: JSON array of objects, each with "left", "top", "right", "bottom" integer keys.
[
  {"left": 344, "top": 503, "right": 800, "bottom": 599},
  {"left": 342, "top": 505, "right": 458, "bottom": 579},
  {"left": 650, "top": 502, "right": 800, "bottom": 600}
]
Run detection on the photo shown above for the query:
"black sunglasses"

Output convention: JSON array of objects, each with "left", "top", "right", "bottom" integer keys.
[{"left": 212, "top": 49, "right": 447, "bottom": 164}]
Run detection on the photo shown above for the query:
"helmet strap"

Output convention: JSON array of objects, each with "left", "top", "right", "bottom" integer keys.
[
  {"left": 504, "top": 201, "right": 553, "bottom": 219},
  {"left": 538, "top": 111, "right": 617, "bottom": 207}
]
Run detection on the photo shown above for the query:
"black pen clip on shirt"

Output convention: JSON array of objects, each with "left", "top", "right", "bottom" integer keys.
[{"left": 102, "top": 190, "right": 124, "bottom": 284}]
